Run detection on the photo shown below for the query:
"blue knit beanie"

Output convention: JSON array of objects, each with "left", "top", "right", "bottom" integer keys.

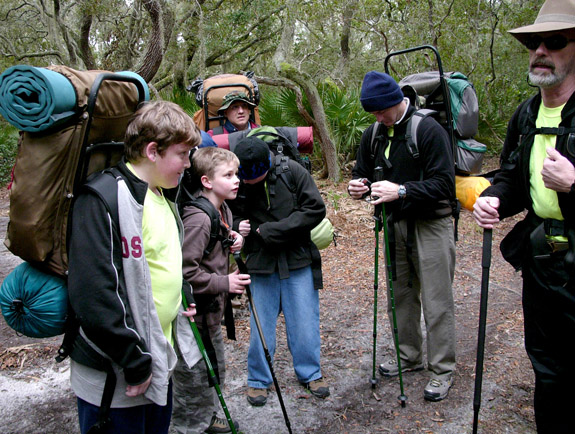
[
  {"left": 360, "top": 71, "right": 404, "bottom": 112},
  {"left": 234, "top": 137, "right": 272, "bottom": 181}
]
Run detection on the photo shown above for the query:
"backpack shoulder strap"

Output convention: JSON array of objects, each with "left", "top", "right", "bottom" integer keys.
[
  {"left": 182, "top": 195, "right": 224, "bottom": 256},
  {"left": 268, "top": 154, "right": 298, "bottom": 206},
  {"left": 405, "top": 108, "right": 438, "bottom": 160},
  {"left": 84, "top": 168, "right": 121, "bottom": 226}
]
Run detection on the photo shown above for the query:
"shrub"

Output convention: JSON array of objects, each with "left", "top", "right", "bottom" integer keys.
[{"left": 0, "top": 123, "right": 18, "bottom": 187}]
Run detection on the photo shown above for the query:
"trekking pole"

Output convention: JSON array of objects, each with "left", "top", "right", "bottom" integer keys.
[
  {"left": 371, "top": 203, "right": 382, "bottom": 391},
  {"left": 472, "top": 228, "right": 493, "bottom": 433},
  {"left": 181, "top": 288, "right": 237, "bottom": 434},
  {"left": 234, "top": 254, "right": 293, "bottom": 434},
  {"left": 381, "top": 203, "right": 408, "bottom": 407}
]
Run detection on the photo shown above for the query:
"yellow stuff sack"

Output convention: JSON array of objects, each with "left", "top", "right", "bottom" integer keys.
[{"left": 456, "top": 175, "right": 491, "bottom": 211}]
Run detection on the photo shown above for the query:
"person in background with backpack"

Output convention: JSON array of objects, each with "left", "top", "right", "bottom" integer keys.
[
  {"left": 229, "top": 136, "right": 330, "bottom": 406},
  {"left": 348, "top": 71, "right": 456, "bottom": 402},
  {"left": 172, "top": 147, "right": 249, "bottom": 434},
  {"left": 67, "top": 101, "right": 201, "bottom": 434},
  {"left": 208, "top": 90, "right": 259, "bottom": 135},
  {"left": 473, "top": 1, "right": 575, "bottom": 431}
]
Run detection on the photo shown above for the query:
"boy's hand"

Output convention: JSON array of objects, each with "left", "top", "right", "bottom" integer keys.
[
  {"left": 228, "top": 269, "right": 250, "bottom": 295},
  {"left": 126, "top": 374, "right": 152, "bottom": 397},
  {"left": 230, "top": 230, "right": 243, "bottom": 253},
  {"left": 238, "top": 219, "right": 251, "bottom": 237},
  {"left": 182, "top": 303, "right": 197, "bottom": 318}
]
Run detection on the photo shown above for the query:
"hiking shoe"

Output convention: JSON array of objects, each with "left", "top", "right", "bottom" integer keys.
[
  {"left": 378, "top": 359, "right": 424, "bottom": 377},
  {"left": 424, "top": 376, "right": 453, "bottom": 402},
  {"left": 305, "top": 378, "right": 330, "bottom": 398},
  {"left": 205, "top": 414, "right": 239, "bottom": 433},
  {"left": 247, "top": 387, "right": 268, "bottom": 406}
]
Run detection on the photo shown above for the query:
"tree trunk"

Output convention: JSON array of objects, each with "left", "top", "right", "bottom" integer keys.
[
  {"left": 136, "top": 0, "right": 167, "bottom": 83},
  {"left": 281, "top": 66, "right": 340, "bottom": 182},
  {"left": 337, "top": 2, "right": 356, "bottom": 81},
  {"left": 269, "top": 0, "right": 340, "bottom": 182},
  {"left": 79, "top": 13, "right": 96, "bottom": 70}
]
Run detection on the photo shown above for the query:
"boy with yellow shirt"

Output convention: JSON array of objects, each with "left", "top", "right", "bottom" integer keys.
[{"left": 68, "top": 100, "right": 201, "bottom": 434}]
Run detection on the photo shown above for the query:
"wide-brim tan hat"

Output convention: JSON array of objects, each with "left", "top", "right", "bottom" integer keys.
[{"left": 509, "top": 0, "right": 575, "bottom": 38}]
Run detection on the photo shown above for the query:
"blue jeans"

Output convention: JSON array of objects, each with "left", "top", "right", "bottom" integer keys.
[
  {"left": 247, "top": 265, "right": 322, "bottom": 388},
  {"left": 77, "top": 381, "right": 172, "bottom": 434}
]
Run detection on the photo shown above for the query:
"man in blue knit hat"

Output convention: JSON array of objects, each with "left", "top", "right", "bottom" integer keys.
[{"left": 348, "top": 71, "right": 456, "bottom": 401}]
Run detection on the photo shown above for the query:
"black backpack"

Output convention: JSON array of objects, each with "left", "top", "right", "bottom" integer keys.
[{"left": 179, "top": 194, "right": 232, "bottom": 257}]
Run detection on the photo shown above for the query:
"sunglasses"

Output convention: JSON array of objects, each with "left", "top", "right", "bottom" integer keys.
[{"left": 522, "top": 34, "right": 575, "bottom": 51}]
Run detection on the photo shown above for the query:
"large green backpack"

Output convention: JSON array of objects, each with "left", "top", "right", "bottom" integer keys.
[{"left": 398, "top": 71, "right": 486, "bottom": 175}]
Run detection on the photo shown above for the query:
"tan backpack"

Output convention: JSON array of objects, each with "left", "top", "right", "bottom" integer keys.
[
  {"left": 3, "top": 65, "right": 148, "bottom": 277},
  {"left": 190, "top": 72, "right": 261, "bottom": 131}
]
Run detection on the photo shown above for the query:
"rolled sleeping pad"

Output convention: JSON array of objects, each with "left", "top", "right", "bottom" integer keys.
[
  {"left": 0, "top": 65, "right": 77, "bottom": 132},
  {"left": 211, "top": 126, "right": 314, "bottom": 153}
]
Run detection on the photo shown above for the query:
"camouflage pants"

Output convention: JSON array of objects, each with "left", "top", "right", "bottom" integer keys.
[{"left": 172, "top": 326, "right": 226, "bottom": 434}]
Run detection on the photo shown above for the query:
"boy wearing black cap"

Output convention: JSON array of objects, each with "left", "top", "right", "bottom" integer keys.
[
  {"left": 348, "top": 71, "right": 456, "bottom": 402},
  {"left": 230, "top": 136, "right": 329, "bottom": 406}
]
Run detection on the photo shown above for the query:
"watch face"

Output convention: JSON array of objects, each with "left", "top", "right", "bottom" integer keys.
[{"left": 398, "top": 185, "right": 406, "bottom": 198}]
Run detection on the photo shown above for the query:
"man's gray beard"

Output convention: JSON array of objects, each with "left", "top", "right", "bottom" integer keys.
[{"left": 529, "top": 70, "right": 563, "bottom": 88}]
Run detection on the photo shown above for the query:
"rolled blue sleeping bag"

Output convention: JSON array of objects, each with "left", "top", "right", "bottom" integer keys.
[
  {"left": 0, "top": 262, "right": 68, "bottom": 338},
  {"left": 0, "top": 65, "right": 77, "bottom": 132}
]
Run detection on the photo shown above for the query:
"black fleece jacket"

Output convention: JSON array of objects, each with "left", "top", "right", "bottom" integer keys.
[
  {"left": 68, "top": 160, "right": 152, "bottom": 386},
  {"left": 229, "top": 159, "right": 325, "bottom": 281},
  {"left": 482, "top": 91, "right": 575, "bottom": 223},
  {"left": 352, "top": 106, "right": 455, "bottom": 221}
]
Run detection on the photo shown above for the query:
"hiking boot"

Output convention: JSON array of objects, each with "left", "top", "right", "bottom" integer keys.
[
  {"left": 378, "top": 359, "right": 424, "bottom": 377},
  {"left": 205, "top": 414, "right": 239, "bottom": 433},
  {"left": 247, "top": 387, "right": 268, "bottom": 406},
  {"left": 424, "top": 375, "right": 453, "bottom": 402},
  {"left": 305, "top": 378, "right": 330, "bottom": 398}
]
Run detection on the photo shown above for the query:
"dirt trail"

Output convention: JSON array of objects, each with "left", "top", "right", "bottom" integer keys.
[{"left": 0, "top": 182, "right": 536, "bottom": 433}]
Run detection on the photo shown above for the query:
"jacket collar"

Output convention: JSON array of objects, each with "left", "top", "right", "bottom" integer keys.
[{"left": 116, "top": 158, "right": 149, "bottom": 205}]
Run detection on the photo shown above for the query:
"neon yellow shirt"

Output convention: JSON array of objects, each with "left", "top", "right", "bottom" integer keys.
[
  {"left": 530, "top": 103, "right": 565, "bottom": 221},
  {"left": 127, "top": 162, "right": 182, "bottom": 345}
]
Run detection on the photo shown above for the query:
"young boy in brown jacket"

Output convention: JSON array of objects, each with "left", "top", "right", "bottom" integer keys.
[{"left": 172, "top": 147, "right": 250, "bottom": 433}]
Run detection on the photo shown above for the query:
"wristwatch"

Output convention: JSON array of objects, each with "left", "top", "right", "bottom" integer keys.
[{"left": 397, "top": 184, "right": 407, "bottom": 199}]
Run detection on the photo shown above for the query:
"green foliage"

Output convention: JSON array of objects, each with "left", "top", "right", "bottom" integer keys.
[
  {"left": 318, "top": 82, "right": 373, "bottom": 163},
  {"left": 258, "top": 86, "right": 308, "bottom": 126},
  {"left": 258, "top": 81, "right": 372, "bottom": 165},
  {"left": 0, "top": 123, "right": 18, "bottom": 187},
  {"left": 158, "top": 86, "right": 199, "bottom": 118}
]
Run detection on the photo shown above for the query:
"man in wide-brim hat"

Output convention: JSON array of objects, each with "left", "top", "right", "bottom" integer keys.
[
  {"left": 474, "top": 1, "right": 575, "bottom": 432},
  {"left": 209, "top": 90, "right": 258, "bottom": 135}
]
